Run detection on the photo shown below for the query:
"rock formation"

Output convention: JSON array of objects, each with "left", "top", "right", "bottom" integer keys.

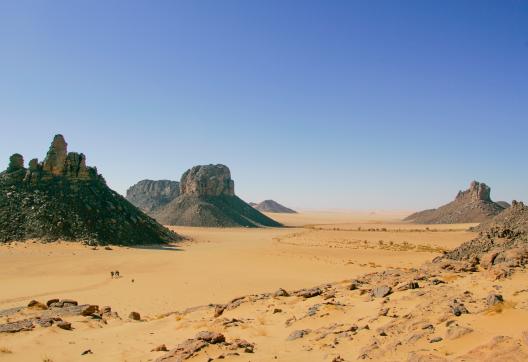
[
  {"left": 440, "top": 200, "right": 528, "bottom": 275},
  {"left": 404, "top": 181, "right": 506, "bottom": 224},
  {"left": 253, "top": 200, "right": 297, "bottom": 214},
  {"left": 126, "top": 180, "right": 180, "bottom": 212},
  {"left": 150, "top": 164, "right": 282, "bottom": 227},
  {"left": 0, "top": 135, "right": 180, "bottom": 245}
]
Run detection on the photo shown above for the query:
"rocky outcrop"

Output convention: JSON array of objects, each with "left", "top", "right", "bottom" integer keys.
[
  {"left": 151, "top": 164, "right": 282, "bottom": 227},
  {"left": 126, "top": 180, "right": 180, "bottom": 212},
  {"left": 404, "top": 181, "right": 506, "bottom": 224},
  {"left": 440, "top": 200, "right": 528, "bottom": 273},
  {"left": 0, "top": 134, "right": 180, "bottom": 245},
  {"left": 253, "top": 200, "right": 297, "bottom": 214},
  {"left": 180, "top": 164, "right": 234, "bottom": 197}
]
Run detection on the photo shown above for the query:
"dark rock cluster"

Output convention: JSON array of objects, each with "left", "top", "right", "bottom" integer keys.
[
  {"left": 404, "top": 181, "right": 506, "bottom": 224},
  {"left": 149, "top": 164, "right": 282, "bottom": 227},
  {"left": 0, "top": 135, "right": 180, "bottom": 245}
]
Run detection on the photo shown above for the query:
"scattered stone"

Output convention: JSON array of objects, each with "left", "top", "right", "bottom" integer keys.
[
  {"left": 430, "top": 337, "right": 443, "bottom": 343},
  {"left": 296, "top": 287, "right": 322, "bottom": 298},
  {"left": 81, "top": 349, "right": 93, "bottom": 355},
  {"left": 446, "top": 324, "right": 473, "bottom": 340},
  {"left": 56, "top": 321, "right": 72, "bottom": 330},
  {"left": 151, "top": 344, "right": 168, "bottom": 352},
  {"left": 372, "top": 286, "right": 392, "bottom": 298},
  {"left": 0, "top": 319, "right": 34, "bottom": 333},
  {"left": 195, "top": 331, "right": 225, "bottom": 344},
  {"left": 287, "top": 329, "right": 311, "bottom": 341},
  {"left": 273, "top": 288, "right": 289, "bottom": 297},
  {"left": 214, "top": 304, "right": 227, "bottom": 318},
  {"left": 128, "top": 311, "right": 141, "bottom": 321},
  {"left": 486, "top": 293, "right": 504, "bottom": 306}
]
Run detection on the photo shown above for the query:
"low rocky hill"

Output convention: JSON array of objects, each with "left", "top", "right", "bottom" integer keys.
[
  {"left": 253, "top": 200, "right": 297, "bottom": 214},
  {"left": 126, "top": 179, "right": 180, "bottom": 212},
  {"left": 151, "top": 164, "right": 282, "bottom": 227},
  {"left": 440, "top": 200, "right": 528, "bottom": 274},
  {"left": 0, "top": 135, "right": 180, "bottom": 245},
  {"left": 404, "top": 181, "right": 506, "bottom": 224}
]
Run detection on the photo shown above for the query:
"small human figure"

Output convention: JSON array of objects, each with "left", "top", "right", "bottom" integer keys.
[
  {"left": 110, "top": 271, "right": 115, "bottom": 279},
  {"left": 115, "top": 270, "right": 120, "bottom": 278},
  {"left": 131, "top": 279, "right": 134, "bottom": 283}
]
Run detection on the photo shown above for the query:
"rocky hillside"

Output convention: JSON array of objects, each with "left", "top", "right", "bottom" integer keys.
[
  {"left": 126, "top": 180, "right": 180, "bottom": 212},
  {"left": 441, "top": 200, "right": 528, "bottom": 272},
  {"left": 0, "top": 135, "right": 180, "bottom": 245},
  {"left": 151, "top": 164, "right": 282, "bottom": 227},
  {"left": 253, "top": 199, "right": 297, "bottom": 214},
  {"left": 404, "top": 181, "right": 506, "bottom": 224}
]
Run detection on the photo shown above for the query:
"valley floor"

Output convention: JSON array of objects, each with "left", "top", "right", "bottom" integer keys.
[{"left": 1, "top": 211, "right": 526, "bottom": 361}]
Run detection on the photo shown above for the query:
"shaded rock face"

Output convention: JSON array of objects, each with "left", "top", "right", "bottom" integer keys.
[
  {"left": 180, "top": 164, "right": 234, "bottom": 197},
  {"left": 404, "top": 181, "right": 506, "bottom": 224},
  {"left": 253, "top": 200, "right": 297, "bottom": 214},
  {"left": 126, "top": 180, "right": 180, "bottom": 212},
  {"left": 0, "top": 135, "right": 180, "bottom": 245},
  {"left": 150, "top": 164, "right": 282, "bottom": 227}
]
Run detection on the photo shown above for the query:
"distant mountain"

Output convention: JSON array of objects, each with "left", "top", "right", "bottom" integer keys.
[
  {"left": 404, "top": 181, "right": 506, "bottom": 224},
  {"left": 150, "top": 165, "right": 282, "bottom": 228},
  {"left": 126, "top": 179, "right": 180, "bottom": 212},
  {"left": 253, "top": 200, "right": 297, "bottom": 214}
]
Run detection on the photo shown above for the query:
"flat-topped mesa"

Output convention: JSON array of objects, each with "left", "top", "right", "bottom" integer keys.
[
  {"left": 456, "top": 181, "right": 491, "bottom": 202},
  {"left": 149, "top": 164, "right": 282, "bottom": 227},
  {"left": 180, "top": 164, "right": 235, "bottom": 197}
]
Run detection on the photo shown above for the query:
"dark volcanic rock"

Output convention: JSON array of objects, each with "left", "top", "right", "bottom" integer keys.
[
  {"left": 253, "top": 200, "right": 297, "bottom": 214},
  {"left": 404, "top": 181, "right": 506, "bottom": 224},
  {"left": 151, "top": 164, "right": 282, "bottom": 227},
  {"left": 126, "top": 179, "right": 180, "bottom": 212},
  {"left": 0, "top": 135, "right": 180, "bottom": 245}
]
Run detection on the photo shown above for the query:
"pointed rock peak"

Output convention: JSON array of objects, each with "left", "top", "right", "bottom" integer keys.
[
  {"left": 456, "top": 181, "right": 491, "bottom": 202},
  {"left": 43, "top": 134, "right": 68, "bottom": 176}
]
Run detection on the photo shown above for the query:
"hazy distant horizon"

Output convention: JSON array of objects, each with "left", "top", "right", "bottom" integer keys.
[{"left": 1, "top": 1, "right": 526, "bottom": 210}]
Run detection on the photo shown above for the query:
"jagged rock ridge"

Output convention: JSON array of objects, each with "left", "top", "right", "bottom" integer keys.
[
  {"left": 126, "top": 180, "right": 180, "bottom": 212},
  {"left": 151, "top": 164, "right": 282, "bottom": 227},
  {"left": 253, "top": 200, "right": 297, "bottom": 214},
  {"left": 404, "top": 181, "right": 506, "bottom": 224},
  {"left": 0, "top": 135, "right": 180, "bottom": 245}
]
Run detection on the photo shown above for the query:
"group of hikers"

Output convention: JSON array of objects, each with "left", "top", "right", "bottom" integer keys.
[{"left": 110, "top": 270, "right": 120, "bottom": 278}]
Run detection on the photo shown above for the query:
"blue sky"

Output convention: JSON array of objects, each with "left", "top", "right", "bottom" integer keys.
[{"left": 0, "top": 0, "right": 527, "bottom": 210}]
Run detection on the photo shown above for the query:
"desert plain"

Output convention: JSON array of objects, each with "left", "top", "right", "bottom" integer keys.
[{"left": 2, "top": 211, "right": 527, "bottom": 361}]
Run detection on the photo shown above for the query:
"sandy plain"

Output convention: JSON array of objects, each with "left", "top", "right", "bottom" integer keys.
[{"left": 1, "top": 211, "right": 527, "bottom": 361}]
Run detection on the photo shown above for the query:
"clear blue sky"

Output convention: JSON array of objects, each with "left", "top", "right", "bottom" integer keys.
[{"left": 1, "top": 1, "right": 527, "bottom": 210}]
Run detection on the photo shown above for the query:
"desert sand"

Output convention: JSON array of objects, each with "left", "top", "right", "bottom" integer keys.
[{"left": 1, "top": 211, "right": 528, "bottom": 361}]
